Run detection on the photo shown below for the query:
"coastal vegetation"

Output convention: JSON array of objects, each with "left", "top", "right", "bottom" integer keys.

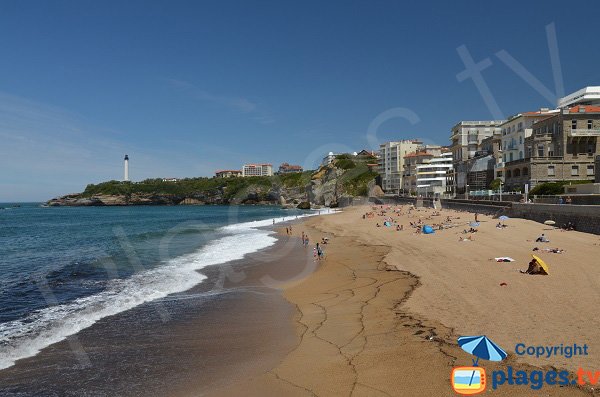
[
  {"left": 529, "top": 180, "right": 592, "bottom": 196},
  {"left": 53, "top": 154, "right": 380, "bottom": 207}
]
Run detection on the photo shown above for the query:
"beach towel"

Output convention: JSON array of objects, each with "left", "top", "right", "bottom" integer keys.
[{"left": 494, "top": 257, "right": 515, "bottom": 262}]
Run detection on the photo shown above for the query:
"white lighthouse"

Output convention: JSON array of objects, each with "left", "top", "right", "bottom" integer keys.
[{"left": 124, "top": 154, "right": 129, "bottom": 181}]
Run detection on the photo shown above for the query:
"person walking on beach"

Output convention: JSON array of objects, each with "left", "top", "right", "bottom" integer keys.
[
  {"left": 313, "top": 247, "right": 317, "bottom": 259},
  {"left": 316, "top": 243, "right": 323, "bottom": 260}
]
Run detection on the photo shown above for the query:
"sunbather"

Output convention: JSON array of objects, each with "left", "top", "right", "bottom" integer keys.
[{"left": 520, "top": 258, "right": 548, "bottom": 275}]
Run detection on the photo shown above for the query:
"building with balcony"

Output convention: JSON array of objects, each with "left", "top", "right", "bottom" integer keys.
[
  {"left": 416, "top": 151, "right": 453, "bottom": 197},
  {"left": 558, "top": 86, "right": 600, "bottom": 108},
  {"left": 504, "top": 105, "right": 600, "bottom": 189},
  {"left": 450, "top": 120, "right": 505, "bottom": 192},
  {"left": 402, "top": 149, "right": 437, "bottom": 194},
  {"left": 378, "top": 140, "right": 422, "bottom": 192},
  {"left": 242, "top": 164, "right": 273, "bottom": 177}
]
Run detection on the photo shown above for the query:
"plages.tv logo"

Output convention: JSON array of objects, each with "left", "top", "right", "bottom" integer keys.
[{"left": 451, "top": 335, "right": 507, "bottom": 395}]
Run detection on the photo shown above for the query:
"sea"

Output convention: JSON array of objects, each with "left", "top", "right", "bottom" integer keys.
[{"left": 0, "top": 203, "right": 310, "bottom": 374}]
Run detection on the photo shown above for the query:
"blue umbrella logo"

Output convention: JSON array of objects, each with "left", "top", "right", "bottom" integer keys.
[
  {"left": 458, "top": 335, "right": 507, "bottom": 366},
  {"left": 457, "top": 335, "right": 507, "bottom": 389}
]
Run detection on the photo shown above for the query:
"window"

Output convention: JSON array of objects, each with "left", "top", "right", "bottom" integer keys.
[
  {"left": 572, "top": 120, "right": 577, "bottom": 129},
  {"left": 537, "top": 145, "right": 545, "bottom": 157},
  {"left": 571, "top": 165, "right": 579, "bottom": 176},
  {"left": 523, "top": 167, "right": 529, "bottom": 176},
  {"left": 548, "top": 150, "right": 554, "bottom": 157},
  {"left": 519, "top": 151, "right": 523, "bottom": 159},
  {"left": 497, "top": 171, "right": 503, "bottom": 177},
  {"left": 519, "top": 136, "right": 523, "bottom": 144},
  {"left": 548, "top": 165, "right": 555, "bottom": 176},
  {"left": 509, "top": 153, "right": 514, "bottom": 162},
  {"left": 587, "top": 165, "right": 595, "bottom": 176},
  {"left": 588, "top": 120, "right": 593, "bottom": 130},
  {"left": 589, "top": 143, "right": 595, "bottom": 154},
  {"left": 514, "top": 168, "right": 521, "bottom": 177},
  {"left": 527, "top": 147, "right": 532, "bottom": 158},
  {"left": 507, "top": 170, "right": 512, "bottom": 178}
]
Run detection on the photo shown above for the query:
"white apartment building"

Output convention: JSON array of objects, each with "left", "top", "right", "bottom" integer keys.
[
  {"left": 558, "top": 86, "right": 600, "bottom": 108},
  {"left": 450, "top": 120, "right": 504, "bottom": 190},
  {"left": 416, "top": 152, "right": 453, "bottom": 196},
  {"left": 379, "top": 140, "right": 422, "bottom": 192},
  {"left": 450, "top": 120, "right": 505, "bottom": 163},
  {"left": 242, "top": 163, "right": 273, "bottom": 177},
  {"left": 500, "top": 110, "right": 558, "bottom": 165}
]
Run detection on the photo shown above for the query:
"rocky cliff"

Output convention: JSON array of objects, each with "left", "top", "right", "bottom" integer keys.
[{"left": 47, "top": 156, "right": 378, "bottom": 208}]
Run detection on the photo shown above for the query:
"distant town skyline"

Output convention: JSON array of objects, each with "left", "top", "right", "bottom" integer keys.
[{"left": 1, "top": 0, "right": 599, "bottom": 201}]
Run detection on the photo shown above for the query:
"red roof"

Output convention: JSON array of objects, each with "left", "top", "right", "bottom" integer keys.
[
  {"left": 215, "top": 170, "right": 242, "bottom": 173},
  {"left": 568, "top": 105, "right": 600, "bottom": 113}
]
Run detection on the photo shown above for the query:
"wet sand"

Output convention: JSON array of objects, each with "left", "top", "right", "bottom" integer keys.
[{"left": 0, "top": 236, "right": 312, "bottom": 396}]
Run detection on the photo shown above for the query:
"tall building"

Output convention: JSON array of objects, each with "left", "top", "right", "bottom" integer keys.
[
  {"left": 504, "top": 105, "right": 600, "bottom": 189},
  {"left": 123, "top": 154, "right": 129, "bottom": 182},
  {"left": 497, "top": 109, "right": 557, "bottom": 181},
  {"left": 402, "top": 146, "right": 443, "bottom": 194},
  {"left": 378, "top": 140, "right": 422, "bottom": 192},
  {"left": 450, "top": 120, "right": 505, "bottom": 192},
  {"left": 242, "top": 163, "right": 273, "bottom": 177},
  {"left": 416, "top": 151, "right": 453, "bottom": 197}
]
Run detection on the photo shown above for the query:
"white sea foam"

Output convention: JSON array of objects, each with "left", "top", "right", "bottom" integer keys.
[{"left": 0, "top": 210, "right": 329, "bottom": 370}]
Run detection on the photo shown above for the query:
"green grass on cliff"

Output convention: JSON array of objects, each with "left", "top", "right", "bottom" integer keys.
[
  {"left": 81, "top": 171, "right": 313, "bottom": 198},
  {"left": 339, "top": 163, "right": 378, "bottom": 196}
]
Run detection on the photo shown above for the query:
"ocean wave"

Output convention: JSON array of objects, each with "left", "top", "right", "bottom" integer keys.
[{"left": 0, "top": 212, "right": 315, "bottom": 370}]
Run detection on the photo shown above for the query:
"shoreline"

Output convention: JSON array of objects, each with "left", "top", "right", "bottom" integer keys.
[
  {"left": 209, "top": 205, "right": 596, "bottom": 396},
  {"left": 0, "top": 221, "right": 314, "bottom": 396}
]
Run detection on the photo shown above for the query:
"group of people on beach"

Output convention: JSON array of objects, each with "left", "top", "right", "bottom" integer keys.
[
  {"left": 360, "top": 204, "right": 564, "bottom": 277},
  {"left": 300, "top": 231, "right": 325, "bottom": 260}
]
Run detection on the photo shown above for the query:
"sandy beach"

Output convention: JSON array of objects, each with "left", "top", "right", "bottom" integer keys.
[{"left": 208, "top": 205, "right": 599, "bottom": 396}]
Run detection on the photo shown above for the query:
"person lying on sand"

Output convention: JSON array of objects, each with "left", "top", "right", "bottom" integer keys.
[
  {"left": 520, "top": 258, "right": 548, "bottom": 275},
  {"left": 542, "top": 247, "right": 565, "bottom": 254},
  {"left": 459, "top": 235, "right": 474, "bottom": 242}
]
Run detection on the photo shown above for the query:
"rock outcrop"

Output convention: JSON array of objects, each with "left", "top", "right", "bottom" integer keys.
[{"left": 47, "top": 159, "right": 378, "bottom": 207}]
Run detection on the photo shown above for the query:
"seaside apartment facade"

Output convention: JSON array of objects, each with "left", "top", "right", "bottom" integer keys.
[
  {"left": 450, "top": 120, "right": 505, "bottom": 193},
  {"left": 379, "top": 140, "right": 422, "bottom": 193},
  {"left": 498, "top": 110, "right": 558, "bottom": 180},
  {"left": 242, "top": 164, "right": 273, "bottom": 177},
  {"left": 503, "top": 106, "right": 600, "bottom": 190},
  {"left": 415, "top": 151, "right": 453, "bottom": 196}
]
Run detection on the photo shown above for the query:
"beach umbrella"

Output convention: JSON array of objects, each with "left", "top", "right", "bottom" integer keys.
[
  {"left": 532, "top": 254, "right": 550, "bottom": 274},
  {"left": 544, "top": 220, "right": 556, "bottom": 225},
  {"left": 458, "top": 335, "right": 507, "bottom": 366},
  {"left": 499, "top": 215, "right": 509, "bottom": 221},
  {"left": 422, "top": 225, "right": 435, "bottom": 234},
  {"left": 469, "top": 222, "right": 480, "bottom": 227}
]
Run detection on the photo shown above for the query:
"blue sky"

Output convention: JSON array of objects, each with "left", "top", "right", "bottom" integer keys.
[{"left": 1, "top": 0, "right": 599, "bottom": 201}]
